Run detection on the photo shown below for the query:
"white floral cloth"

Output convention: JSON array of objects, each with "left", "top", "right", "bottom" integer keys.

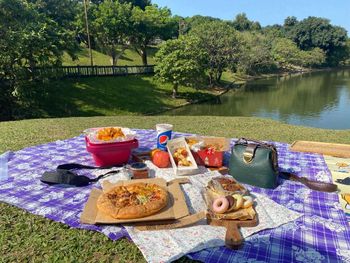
[{"left": 115, "top": 169, "right": 303, "bottom": 263}]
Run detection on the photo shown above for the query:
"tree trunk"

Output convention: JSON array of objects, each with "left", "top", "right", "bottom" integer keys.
[
  {"left": 208, "top": 72, "right": 214, "bottom": 86},
  {"left": 110, "top": 47, "right": 117, "bottom": 66},
  {"left": 115, "top": 44, "right": 128, "bottom": 61},
  {"left": 216, "top": 71, "right": 222, "bottom": 84},
  {"left": 172, "top": 83, "right": 178, "bottom": 98},
  {"left": 140, "top": 46, "right": 148, "bottom": 65}
]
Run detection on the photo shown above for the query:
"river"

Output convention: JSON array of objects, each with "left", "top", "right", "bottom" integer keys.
[{"left": 168, "top": 69, "right": 350, "bottom": 130}]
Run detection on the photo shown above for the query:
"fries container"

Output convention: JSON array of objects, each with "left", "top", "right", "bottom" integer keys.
[
  {"left": 85, "top": 137, "right": 139, "bottom": 166},
  {"left": 167, "top": 137, "right": 199, "bottom": 176},
  {"left": 187, "top": 136, "right": 231, "bottom": 167}
]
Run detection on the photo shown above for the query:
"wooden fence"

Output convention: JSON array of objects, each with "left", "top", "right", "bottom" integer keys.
[{"left": 27, "top": 65, "right": 155, "bottom": 78}]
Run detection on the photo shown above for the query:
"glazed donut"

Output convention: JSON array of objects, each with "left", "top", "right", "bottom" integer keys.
[
  {"left": 232, "top": 194, "right": 244, "bottom": 210},
  {"left": 243, "top": 196, "right": 253, "bottom": 208},
  {"left": 212, "top": 197, "right": 229, "bottom": 214}
]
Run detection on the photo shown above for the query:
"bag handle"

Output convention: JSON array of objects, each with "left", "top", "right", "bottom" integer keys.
[
  {"left": 235, "top": 138, "right": 278, "bottom": 170},
  {"left": 281, "top": 172, "right": 338, "bottom": 192},
  {"left": 236, "top": 138, "right": 276, "bottom": 150}
]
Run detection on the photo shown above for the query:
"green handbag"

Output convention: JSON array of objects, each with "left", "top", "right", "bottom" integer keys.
[{"left": 229, "top": 138, "right": 279, "bottom": 189}]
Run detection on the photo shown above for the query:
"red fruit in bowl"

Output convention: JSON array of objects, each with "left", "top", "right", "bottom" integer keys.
[{"left": 152, "top": 150, "right": 170, "bottom": 168}]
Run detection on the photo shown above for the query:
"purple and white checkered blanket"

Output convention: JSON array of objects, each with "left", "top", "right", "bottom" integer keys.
[{"left": 1, "top": 129, "right": 350, "bottom": 262}]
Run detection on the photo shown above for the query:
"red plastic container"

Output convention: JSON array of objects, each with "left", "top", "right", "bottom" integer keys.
[{"left": 85, "top": 137, "right": 139, "bottom": 166}]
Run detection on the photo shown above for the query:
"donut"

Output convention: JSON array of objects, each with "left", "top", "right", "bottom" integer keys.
[
  {"left": 225, "top": 195, "right": 235, "bottom": 208},
  {"left": 232, "top": 194, "right": 244, "bottom": 210},
  {"left": 212, "top": 197, "right": 229, "bottom": 214},
  {"left": 243, "top": 196, "right": 253, "bottom": 208}
]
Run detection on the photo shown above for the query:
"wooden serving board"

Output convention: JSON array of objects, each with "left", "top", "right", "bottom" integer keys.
[
  {"left": 290, "top": 141, "right": 350, "bottom": 158},
  {"left": 207, "top": 214, "right": 258, "bottom": 248}
]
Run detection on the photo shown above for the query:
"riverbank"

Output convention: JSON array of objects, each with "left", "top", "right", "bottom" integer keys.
[
  {"left": 224, "top": 65, "right": 350, "bottom": 85},
  {"left": 1, "top": 115, "right": 349, "bottom": 263}
]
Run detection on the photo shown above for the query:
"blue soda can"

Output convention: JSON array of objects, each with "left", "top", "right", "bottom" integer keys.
[{"left": 156, "top": 124, "right": 173, "bottom": 151}]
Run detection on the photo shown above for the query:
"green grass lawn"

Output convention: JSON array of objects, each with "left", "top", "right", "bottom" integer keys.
[
  {"left": 22, "top": 76, "right": 219, "bottom": 119},
  {"left": 62, "top": 47, "right": 156, "bottom": 66},
  {"left": 1, "top": 116, "right": 350, "bottom": 262}
]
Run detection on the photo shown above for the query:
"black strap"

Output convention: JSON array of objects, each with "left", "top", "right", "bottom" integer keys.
[
  {"left": 41, "top": 163, "right": 121, "bottom": 187},
  {"left": 56, "top": 163, "right": 115, "bottom": 171}
]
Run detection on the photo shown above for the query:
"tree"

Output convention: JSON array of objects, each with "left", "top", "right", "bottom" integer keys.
[
  {"left": 287, "top": 17, "right": 348, "bottom": 66},
  {"left": 0, "top": 0, "right": 78, "bottom": 120},
  {"left": 93, "top": 0, "right": 133, "bottom": 66},
  {"left": 284, "top": 16, "right": 298, "bottom": 27},
  {"left": 28, "top": 0, "right": 79, "bottom": 59},
  {"left": 131, "top": 4, "right": 177, "bottom": 65},
  {"left": 154, "top": 36, "right": 205, "bottom": 98},
  {"left": 271, "top": 38, "right": 303, "bottom": 69},
  {"left": 119, "top": 0, "right": 151, "bottom": 9},
  {"left": 263, "top": 24, "right": 285, "bottom": 38},
  {"left": 183, "top": 15, "right": 222, "bottom": 34},
  {"left": 236, "top": 32, "right": 276, "bottom": 75},
  {"left": 271, "top": 37, "right": 326, "bottom": 69},
  {"left": 299, "top": 48, "right": 326, "bottom": 68},
  {"left": 190, "top": 20, "right": 240, "bottom": 84},
  {"left": 232, "top": 13, "right": 259, "bottom": 31}
]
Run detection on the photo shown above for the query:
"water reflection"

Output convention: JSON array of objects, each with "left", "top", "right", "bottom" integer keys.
[{"left": 167, "top": 70, "right": 350, "bottom": 129}]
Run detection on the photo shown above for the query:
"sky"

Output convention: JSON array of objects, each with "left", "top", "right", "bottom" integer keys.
[{"left": 152, "top": 0, "right": 350, "bottom": 34}]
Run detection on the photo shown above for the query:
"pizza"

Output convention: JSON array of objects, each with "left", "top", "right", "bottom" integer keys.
[{"left": 97, "top": 183, "right": 168, "bottom": 219}]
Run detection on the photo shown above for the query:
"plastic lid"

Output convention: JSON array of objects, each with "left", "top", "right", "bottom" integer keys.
[{"left": 130, "top": 162, "right": 147, "bottom": 170}]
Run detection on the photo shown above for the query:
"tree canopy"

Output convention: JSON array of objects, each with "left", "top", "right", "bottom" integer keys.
[
  {"left": 189, "top": 20, "right": 240, "bottom": 84},
  {"left": 286, "top": 17, "right": 348, "bottom": 65},
  {"left": 232, "top": 13, "right": 261, "bottom": 31},
  {"left": 92, "top": 0, "right": 133, "bottom": 65},
  {"left": 131, "top": 4, "right": 177, "bottom": 65},
  {"left": 154, "top": 36, "right": 205, "bottom": 98},
  {"left": 0, "top": 0, "right": 79, "bottom": 120}
]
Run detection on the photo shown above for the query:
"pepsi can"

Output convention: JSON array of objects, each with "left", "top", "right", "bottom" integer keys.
[{"left": 156, "top": 124, "right": 173, "bottom": 151}]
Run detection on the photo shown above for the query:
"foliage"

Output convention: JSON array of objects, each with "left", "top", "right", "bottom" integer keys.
[
  {"left": 92, "top": 0, "right": 133, "bottom": 66},
  {"left": 131, "top": 4, "right": 177, "bottom": 65},
  {"left": 283, "top": 16, "right": 298, "bottom": 28},
  {"left": 119, "top": 0, "right": 151, "bottom": 9},
  {"left": 154, "top": 36, "right": 206, "bottom": 98},
  {"left": 271, "top": 38, "right": 326, "bottom": 69},
  {"left": 300, "top": 48, "right": 326, "bottom": 68},
  {"left": 0, "top": 0, "right": 78, "bottom": 120},
  {"left": 183, "top": 15, "right": 222, "bottom": 34},
  {"left": 286, "top": 16, "right": 348, "bottom": 66},
  {"left": 271, "top": 38, "right": 305, "bottom": 69},
  {"left": 236, "top": 32, "right": 276, "bottom": 75},
  {"left": 28, "top": 0, "right": 79, "bottom": 58},
  {"left": 232, "top": 13, "right": 261, "bottom": 31},
  {"left": 189, "top": 20, "right": 240, "bottom": 84}
]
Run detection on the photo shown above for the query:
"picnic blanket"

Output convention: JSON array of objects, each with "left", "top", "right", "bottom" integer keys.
[{"left": 1, "top": 129, "right": 350, "bottom": 262}]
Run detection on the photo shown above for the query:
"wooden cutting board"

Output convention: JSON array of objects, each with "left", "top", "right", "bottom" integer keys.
[
  {"left": 290, "top": 141, "right": 350, "bottom": 158},
  {"left": 207, "top": 214, "right": 258, "bottom": 248}
]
